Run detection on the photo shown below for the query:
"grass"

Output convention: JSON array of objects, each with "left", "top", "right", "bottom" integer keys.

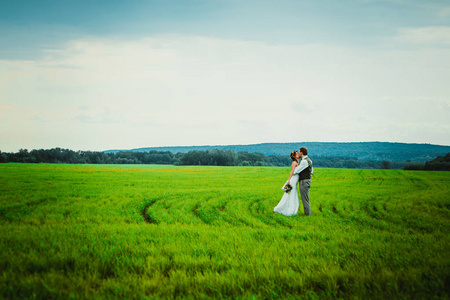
[{"left": 0, "top": 163, "right": 449, "bottom": 299}]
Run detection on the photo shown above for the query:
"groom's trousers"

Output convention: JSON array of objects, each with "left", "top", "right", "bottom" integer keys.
[{"left": 299, "top": 179, "right": 311, "bottom": 215}]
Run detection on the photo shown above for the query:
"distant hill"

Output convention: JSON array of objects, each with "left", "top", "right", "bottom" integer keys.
[{"left": 106, "top": 142, "right": 450, "bottom": 162}]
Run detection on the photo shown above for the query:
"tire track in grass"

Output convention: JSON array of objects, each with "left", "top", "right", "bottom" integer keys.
[
  {"left": 271, "top": 214, "right": 293, "bottom": 228},
  {"left": 144, "top": 193, "right": 192, "bottom": 224},
  {"left": 143, "top": 193, "right": 245, "bottom": 226},
  {"left": 0, "top": 197, "right": 57, "bottom": 221},
  {"left": 190, "top": 194, "right": 216, "bottom": 224},
  {"left": 332, "top": 205, "right": 338, "bottom": 214},
  {"left": 191, "top": 202, "right": 206, "bottom": 224},
  {"left": 189, "top": 193, "right": 236, "bottom": 225},
  {"left": 225, "top": 201, "right": 255, "bottom": 227},
  {"left": 248, "top": 199, "right": 274, "bottom": 226},
  {"left": 143, "top": 193, "right": 290, "bottom": 228},
  {"left": 212, "top": 200, "right": 244, "bottom": 226},
  {"left": 249, "top": 198, "right": 293, "bottom": 228},
  {"left": 142, "top": 198, "right": 160, "bottom": 224}
]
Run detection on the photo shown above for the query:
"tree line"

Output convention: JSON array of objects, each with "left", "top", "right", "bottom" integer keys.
[
  {"left": 403, "top": 153, "right": 450, "bottom": 171},
  {"left": 0, "top": 148, "right": 268, "bottom": 166},
  {"left": 0, "top": 148, "right": 176, "bottom": 165},
  {"left": 129, "top": 142, "right": 450, "bottom": 162},
  {"left": 3, "top": 148, "right": 447, "bottom": 170}
]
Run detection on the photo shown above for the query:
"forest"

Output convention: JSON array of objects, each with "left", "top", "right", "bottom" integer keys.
[
  {"left": 1, "top": 148, "right": 448, "bottom": 170},
  {"left": 117, "top": 141, "right": 450, "bottom": 162},
  {"left": 403, "top": 153, "right": 450, "bottom": 171}
]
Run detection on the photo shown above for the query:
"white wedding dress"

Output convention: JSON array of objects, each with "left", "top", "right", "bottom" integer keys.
[{"left": 274, "top": 175, "right": 299, "bottom": 216}]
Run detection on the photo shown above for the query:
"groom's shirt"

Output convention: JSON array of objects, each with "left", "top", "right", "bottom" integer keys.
[{"left": 294, "top": 156, "right": 313, "bottom": 177}]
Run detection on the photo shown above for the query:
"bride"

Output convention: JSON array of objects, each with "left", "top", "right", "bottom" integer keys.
[{"left": 274, "top": 150, "right": 300, "bottom": 216}]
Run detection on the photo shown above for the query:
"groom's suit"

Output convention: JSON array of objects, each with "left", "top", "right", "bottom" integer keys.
[{"left": 294, "top": 156, "right": 313, "bottom": 215}]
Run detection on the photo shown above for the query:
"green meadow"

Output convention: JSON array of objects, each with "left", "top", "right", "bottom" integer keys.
[{"left": 0, "top": 163, "right": 449, "bottom": 299}]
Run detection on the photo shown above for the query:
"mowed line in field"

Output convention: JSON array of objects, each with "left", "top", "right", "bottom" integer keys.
[{"left": 140, "top": 167, "right": 449, "bottom": 236}]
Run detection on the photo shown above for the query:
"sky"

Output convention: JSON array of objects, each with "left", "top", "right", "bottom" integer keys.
[{"left": 1, "top": 0, "right": 449, "bottom": 152}]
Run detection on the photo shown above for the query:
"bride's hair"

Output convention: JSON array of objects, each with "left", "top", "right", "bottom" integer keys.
[{"left": 290, "top": 151, "right": 298, "bottom": 162}]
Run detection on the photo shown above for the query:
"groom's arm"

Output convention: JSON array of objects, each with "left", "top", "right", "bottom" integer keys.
[{"left": 294, "top": 160, "right": 308, "bottom": 174}]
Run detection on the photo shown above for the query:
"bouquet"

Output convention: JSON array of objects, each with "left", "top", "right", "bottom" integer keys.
[{"left": 283, "top": 183, "right": 293, "bottom": 194}]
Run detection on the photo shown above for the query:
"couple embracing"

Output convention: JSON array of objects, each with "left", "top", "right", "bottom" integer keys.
[{"left": 274, "top": 147, "right": 313, "bottom": 217}]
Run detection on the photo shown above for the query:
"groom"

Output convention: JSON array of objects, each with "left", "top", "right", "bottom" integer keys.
[{"left": 294, "top": 147, "right": 313, "bottom": 215}]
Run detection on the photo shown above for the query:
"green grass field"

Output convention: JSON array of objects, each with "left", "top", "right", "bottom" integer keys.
[{"left": 0, "top": 163, "right": 449, "bottom": 299}]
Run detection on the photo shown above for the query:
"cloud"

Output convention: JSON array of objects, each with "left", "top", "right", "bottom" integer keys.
[
  {"left": 396, "top": 26, "right": 450, "bottom": 46},
  {"left": 1, "top": 35, "right": 450, "bottom": 151},
  {"left": 75, "top": 107, "right": 126, "bottom": 124},
  {"left": 0, "top": 105, "right": 17, "bottom": 119},
  {"left": 291, "top": 100, "right": 316, "bottom": 114},
  {"left": 438, "top": 7, "right": 450, "bottom": 18}
]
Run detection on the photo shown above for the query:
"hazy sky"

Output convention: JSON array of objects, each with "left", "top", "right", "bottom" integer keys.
[{"left": 1, "top": 0, "right": 449, "bottom": 152}]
